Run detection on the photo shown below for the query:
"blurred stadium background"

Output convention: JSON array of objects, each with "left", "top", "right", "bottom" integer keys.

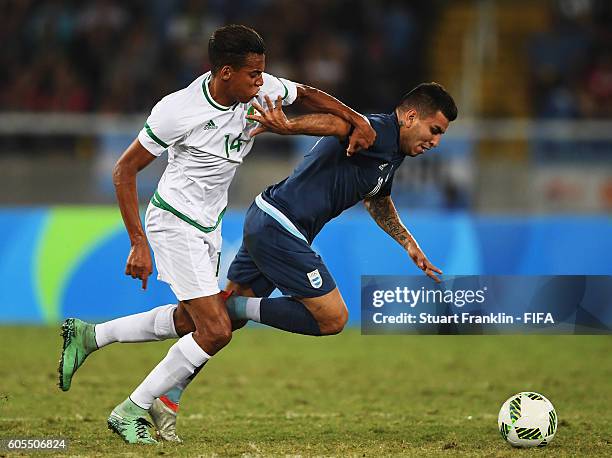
[{"left": 0, "top": 0, "right": 611, "bottom": 324}]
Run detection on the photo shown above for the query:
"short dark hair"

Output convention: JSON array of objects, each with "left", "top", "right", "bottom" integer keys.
[
  {"left": 208, "top": 25, "right": 265, "bottom": 74},
  {"left": 397, "top": 82, "right": 458, "bottom": 122}
]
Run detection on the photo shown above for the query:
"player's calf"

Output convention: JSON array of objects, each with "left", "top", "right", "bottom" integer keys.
[
  {"left": 225, "top": 286, "right": 348, "bottom": 336},
  {"left": 301, "top": 288, "right": 348, "bottom": 335},
  {"left": 95, "top": 304, "right": 179, "bottom": 345},
  {"left": 309, "top": 304, "right": 348, "bottom": 335}
]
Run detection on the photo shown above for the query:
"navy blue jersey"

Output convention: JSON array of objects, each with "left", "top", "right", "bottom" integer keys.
[{"left": 261, "top": 112, "right": 405, "bottom": 242}]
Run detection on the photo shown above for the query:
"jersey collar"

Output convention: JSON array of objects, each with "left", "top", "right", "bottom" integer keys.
[{"left": 202, "top": 74, "right": 232, "bottom": 111}]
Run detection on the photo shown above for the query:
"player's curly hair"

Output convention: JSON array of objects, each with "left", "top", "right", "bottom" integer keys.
[
  {"left": 397, "top": 82, "right": 458, "bottom": 121},
  {"left": 208, "top": 25, "right": 265, "bottom": 74}
]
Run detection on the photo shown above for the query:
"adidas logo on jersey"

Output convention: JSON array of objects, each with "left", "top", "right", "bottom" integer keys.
[
  {"left": 203, "top": 120, "right": 217, "bottom": 130},
  {"left": 379, "top": 163, "right": 389, "bottom": 170}
]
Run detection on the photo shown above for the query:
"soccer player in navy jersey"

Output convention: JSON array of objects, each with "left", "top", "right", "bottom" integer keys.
[
  {"left": 154, "top": 83, "right": 457, "bottom": 438},
  {"left": 221, "top": 82, "right": 457, "bottom": 335}
]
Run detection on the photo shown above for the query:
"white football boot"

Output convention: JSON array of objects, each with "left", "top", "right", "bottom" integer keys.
[{"left": 149, "top": 397, "right": 183, "bottom": 443}]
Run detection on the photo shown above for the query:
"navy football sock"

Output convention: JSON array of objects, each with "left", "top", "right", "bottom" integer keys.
[{"left": 259, "top": 297, "right": 322, "bottom": 336}]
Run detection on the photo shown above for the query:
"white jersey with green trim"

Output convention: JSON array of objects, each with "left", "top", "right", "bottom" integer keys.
[{"left": 137, "top": 71, "right": 297, "bottom": 229}]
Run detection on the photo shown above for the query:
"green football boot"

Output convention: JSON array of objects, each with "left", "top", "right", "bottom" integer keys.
[
  {"left": 58, "top": 318, "right": 98, "bottom": 391},
  {"left": 107, "top": 398, "right": 158, "bottom": 444}
]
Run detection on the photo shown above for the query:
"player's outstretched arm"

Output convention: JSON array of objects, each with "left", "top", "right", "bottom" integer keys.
[
  {"left": 293, "top": 84, "right": 375, "bottom": 155},
  {"left": 249, "top": 95, "right": 352, "bottom": 141},
  {"left": 364, "top": 195, "right": 442, "bottom": 283},
  {"left": 113, "top": 139, "right": 157, "bottom": 289}
]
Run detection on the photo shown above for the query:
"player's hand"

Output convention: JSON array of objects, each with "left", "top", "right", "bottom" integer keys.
[
  {"left": 347, "top": 114, "right": 376, "bottom": 156},
  {"left": 407, "top": 242, "right": 442, "bottom": 283},
  {"left": 125, "top": 240, "right": 153, "bottom": 290},
  {"left": 248, "top": 95, "right": 292, "bottom": 137}
]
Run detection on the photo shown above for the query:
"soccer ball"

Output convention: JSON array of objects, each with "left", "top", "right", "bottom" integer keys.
[{"left": 498, "top": 392, "right": 557, "bottom": 448}]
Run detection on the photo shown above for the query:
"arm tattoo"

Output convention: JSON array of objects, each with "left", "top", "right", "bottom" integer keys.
[{"left": 364, "top": 196, "right": 412, "bottom": 249}]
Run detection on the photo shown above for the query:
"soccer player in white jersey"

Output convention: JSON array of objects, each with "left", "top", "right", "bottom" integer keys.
[{"left": 57, "top": 24, "right": 375, "bottom": 444}]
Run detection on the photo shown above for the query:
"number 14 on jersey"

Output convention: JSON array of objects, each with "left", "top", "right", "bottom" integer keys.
[{"left": 224, "top": 134, "right": 248, "bottom": 158}]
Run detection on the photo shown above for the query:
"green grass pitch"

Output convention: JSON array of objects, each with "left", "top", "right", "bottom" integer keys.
[{"left": 0, "top": 326, "right": 611, "bottom": 456}]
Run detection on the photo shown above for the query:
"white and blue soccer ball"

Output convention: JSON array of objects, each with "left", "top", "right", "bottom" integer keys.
[{"left": 498, "top": 392, "right": 557, "bottom": 448}]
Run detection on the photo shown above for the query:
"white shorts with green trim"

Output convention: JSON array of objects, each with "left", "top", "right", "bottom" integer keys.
[{"left": 145, "top": 202, "right": 221, "bottom": 300}]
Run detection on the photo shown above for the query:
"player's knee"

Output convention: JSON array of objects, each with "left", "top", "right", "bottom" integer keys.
[
  {"left": 191, "top": 314, "right": 233, "bottom": 354},
  {"left": 206, "top": 323, "right": 233, "bottom": 353},
  {"left": 318, "top": 304, "right": 348, "bottom": 335}
]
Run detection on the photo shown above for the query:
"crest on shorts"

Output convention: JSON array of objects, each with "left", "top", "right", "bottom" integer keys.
[{"left": 307, "top": 269, "right": 322, "bottom": 288}]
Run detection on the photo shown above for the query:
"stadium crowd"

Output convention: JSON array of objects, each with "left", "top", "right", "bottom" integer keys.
[
  {"left": 0, "top": 0, "right": 430, "bottom": 114},
  {"left": 528, "top": 0, "right": 612, "bottom": 118},
  {"left": 1, "top": 0, "right": 609, "bottom": 118}
]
